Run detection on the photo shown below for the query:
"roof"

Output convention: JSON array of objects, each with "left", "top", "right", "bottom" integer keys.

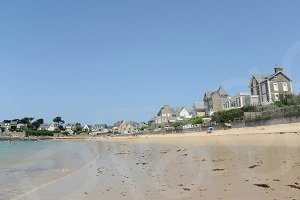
[
  {"left": 204, "top": 92, "right": 212, "bottom": 99},
  {"left": 194, "top": 101, "right": 204, "bottom": 109},
  {"left": 253, "top": 74, "right": 272, "bottom": 83},
  {"left": 218, "top": 86, "right": 228, "bottom": 96},
  {"left": 39, "top": 124, "right": 50, "bottom": 129},
  {"left": 250, "top": 69, "right": 292, "bottom": 88},
  {"left": 204, "top": 86, "right": 229, "bottom": 100}
]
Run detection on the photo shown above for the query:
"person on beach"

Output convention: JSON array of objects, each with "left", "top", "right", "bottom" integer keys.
[{"left": 207, "top": 127, "right": 214, "bottom": 134}]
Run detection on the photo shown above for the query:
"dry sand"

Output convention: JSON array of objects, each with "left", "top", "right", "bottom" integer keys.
[{"left": 17, "top": 123, "right": 300, "bottom": 200}]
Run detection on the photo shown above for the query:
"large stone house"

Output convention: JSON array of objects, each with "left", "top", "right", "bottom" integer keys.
[
  {"left": 249, "top": 67, "right": 293, "bottom": 105},
  {"left": 203, "top": 86, "right": 230, "bottom": 116},
  {"left": 113, "top": 120, "right": 137, "bottom": 134},
  {"left": 155, "top": 105, "right": 176, "bottom": 124}
]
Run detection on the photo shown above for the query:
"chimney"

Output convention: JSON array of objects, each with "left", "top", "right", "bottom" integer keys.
[{"left": 274, "top": 67, "right": 283, "bottom": 73}]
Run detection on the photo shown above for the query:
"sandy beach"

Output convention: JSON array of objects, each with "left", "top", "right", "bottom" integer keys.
[{"left": 16, "top": 123, "right": 300, "bottom": 200}]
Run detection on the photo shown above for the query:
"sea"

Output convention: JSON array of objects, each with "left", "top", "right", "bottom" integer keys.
[{"left": 0, "top": 140, "right": 99, "bottom": 200}]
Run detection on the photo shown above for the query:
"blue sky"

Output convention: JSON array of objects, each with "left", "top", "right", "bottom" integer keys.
[{"left": 0, "top": 0, "right": 300, "bottom": 125}]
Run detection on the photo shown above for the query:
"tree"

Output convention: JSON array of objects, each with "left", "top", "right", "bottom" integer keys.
[
  {"left": 75, "top": 123, "right": 82, "bottom": 132},
  {"left": 53, "top": 117, "right": 65, "bottom": 126},
  {"left": 31, "top": 119, "right": 44, "bottom": 130},
  {"left": 20, "top": 117, "right": 34, "bottom": 125},
  {"left": 190, "top": 117, "right": 204, "bottom": 125},
  {"left": 212, "top": 108, "right": 244, "bottom": 123}
]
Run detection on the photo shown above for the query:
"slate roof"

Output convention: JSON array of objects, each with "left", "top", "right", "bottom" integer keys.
[
  {"left": 193, "top": 101, "right": 204, "bottom": 109},
  {"left": 253, "top": 74, "right": 272, "bottom": 83},
  {"left": 204, "top": 86, "right": 229, "bottom": 100}
]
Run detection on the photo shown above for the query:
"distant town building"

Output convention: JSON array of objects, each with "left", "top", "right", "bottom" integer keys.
[
  {"left": 112, "top": 120, "right": 137, "bottom": 134},
  {"left": 223, "top": 93, "right": 259, "bottom": 110},
  {"left": 176, "top": 107, "right": 193, "bottom": 121},
  {"left": 155, "top": 105, "right": 176, "bottom": 124},
  {"left": 91, "top": 124, "right": 108, "bottom": 132},
  {"left": 82, "top": 125, "right": 92, "bottom": 132},
  {"left": 38, "top": 123, "right": 58, "bottom": 131},
  {"left": 0, "top": 120, "right": 17, "bottom": 131},
  {"left": 203, "top": 86, "right": 230, "bottom": 116},
  {"left": 249, "top": 67, "right": 293, "bottom": 105},
  {"left": 193, "top": 101, "right": 205, "bottom": 117},
  {"left": 65, "top": 124, "right": 76, "bottom": 134}
]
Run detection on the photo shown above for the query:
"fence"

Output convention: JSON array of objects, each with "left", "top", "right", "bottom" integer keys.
[{"left": 245, "top": 105, "right": 300, "bottom": 122}]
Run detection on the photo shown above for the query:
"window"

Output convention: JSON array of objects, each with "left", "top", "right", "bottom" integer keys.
[
  {"left": 253, "top": 88, "right": 257, "bottom": 95},
  {"left": 283, "top": 83, "right": 288, "bottom": 92},
  {"left": 274, "top": 94, "right": 279, "bottom": 101},
  {"left": 261, "top": 84, "right": 266, "bottom": 94},
  {"left": 273, "top": 83, "right": 278, "bottom": 91}
]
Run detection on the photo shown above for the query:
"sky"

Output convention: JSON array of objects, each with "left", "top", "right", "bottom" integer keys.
[{"left": 0, "top": 0, "right": 300, "bottom": 125}]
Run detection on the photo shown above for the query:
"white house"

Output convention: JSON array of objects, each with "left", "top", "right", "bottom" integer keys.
[
  {"left": 176, "top": 107, "right": 193, "bottom": 121},
  {"left": 82, "top": 125, "right": 91, "bottom": 132},
  {"left": 47, "top": 124, "right": 57, "bottom": 131},
  {"left": 65, "top": 124, "right": 76, "bottom": 134},
  {"left": 223, "top": 93, "right": 259, "bottom": 110}
]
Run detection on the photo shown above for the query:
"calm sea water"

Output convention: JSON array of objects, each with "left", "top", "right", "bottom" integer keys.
[{"left": 0, "top": 140, "right": 98, "bottom": 200}]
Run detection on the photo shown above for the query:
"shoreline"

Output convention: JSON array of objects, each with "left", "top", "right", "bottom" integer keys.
[
  {"left": 14, "top": 123, "right": 300, "bottom": 200},
  {"left": 1, "top": 122, "right": 300, "bottom": 142}
]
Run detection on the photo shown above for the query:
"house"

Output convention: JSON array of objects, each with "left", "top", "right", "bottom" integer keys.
[
  {"left": 92, "top": 124, "right": 108, "bottom": 132},
  {"left": 1, "top": 120, "right": 17, "bottom": 131},
  {"left": 17, "top": 123, "right": 26, "bottom": 130},
  {"left": 65, "top": 124, "right": 76, "bottom": 134},
  {"left": 82, "top": 125, "right": 92, "bottom": 132},
  {"left": 38, "top": 123, "right": 58, "bottom": 131},
  {"left": 176, "top": 107, "right": 193, "bottom": 121},
  {"left": 113, "top": 120, "right": 137, "bottom": 134},
  {"left": 38, "top": 124, "right": 50, "bottom": 131},
  {"left": 249, "top": 67, "right": 293, "bottom": 105},
  {"left": 223, "top": 93, "right": 259, "bottom": 110},
  {"left": 193, "top": 101, "right": 205, "bottom": 117},
  {"left": 47, "top": 124, "right": 58, "bottom": 131},
  {"left": 155, "top": 105, "right": 176, "bottom": 124},
  {"left": 203, "top": 86, "right": 230, "bottom": 116}
]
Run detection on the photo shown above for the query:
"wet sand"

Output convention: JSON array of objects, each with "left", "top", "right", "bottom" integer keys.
[{"left": 17, "top": 123, "right": 300, "bottom": 200}]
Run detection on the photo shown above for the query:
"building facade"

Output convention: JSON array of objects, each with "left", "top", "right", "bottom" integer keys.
[
  {"left": 223, "top": 93, "right": 259, "bottom": 110},
  {"left": 203, "top": 86, "right": 230, "bottom": 116},
  {"left": 249, "top": 67, "right": 292, "bottom": 105},
  {"left": 155, "top": 105, "right": 176, "bottom": 124}
]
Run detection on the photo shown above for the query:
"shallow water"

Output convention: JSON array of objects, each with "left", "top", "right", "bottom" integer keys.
[{"left": 0, "top": 140, "right": 98, "bottom": 200}]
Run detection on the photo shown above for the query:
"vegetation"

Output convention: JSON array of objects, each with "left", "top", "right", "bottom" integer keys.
[
  {"left": 31, "top": 119, "right": 44, "bottom": 130},
  {"left": 24, "top": 129, "right": 60, "bottom": 137},
  {"left": 212, "top": 94, "right": 300, "bottom": 123},
  {"left": 53, "top": 117, "right": 65, "bottom": 130},
  {"left": 212, "top": 108, "right": 245, "bottom": 123},
  {"left": 274, "top": 94, "right": 300, "bottom": 107},
  {"left": 74, "top": 123, "right": 83, "bottom": 134},
  {"left": 190, "top": 116, "right": 206, "bottom": 125}
]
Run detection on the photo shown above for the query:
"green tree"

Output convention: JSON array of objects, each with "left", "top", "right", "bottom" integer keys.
[
  {"left": 20, "top": 117, "right": 34, "bottom": 125},
  {"left": 53, "top": 117, "right": 65, "bottom": 127},
  {"left": 31, "top": 119, "right": 44, "bottom": 130},
  {"left": 190, "top": 117, "right": 204, "bottom": 125},
  {"left": 75, "top": 123, "right": 82, "bottom": 132}
]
